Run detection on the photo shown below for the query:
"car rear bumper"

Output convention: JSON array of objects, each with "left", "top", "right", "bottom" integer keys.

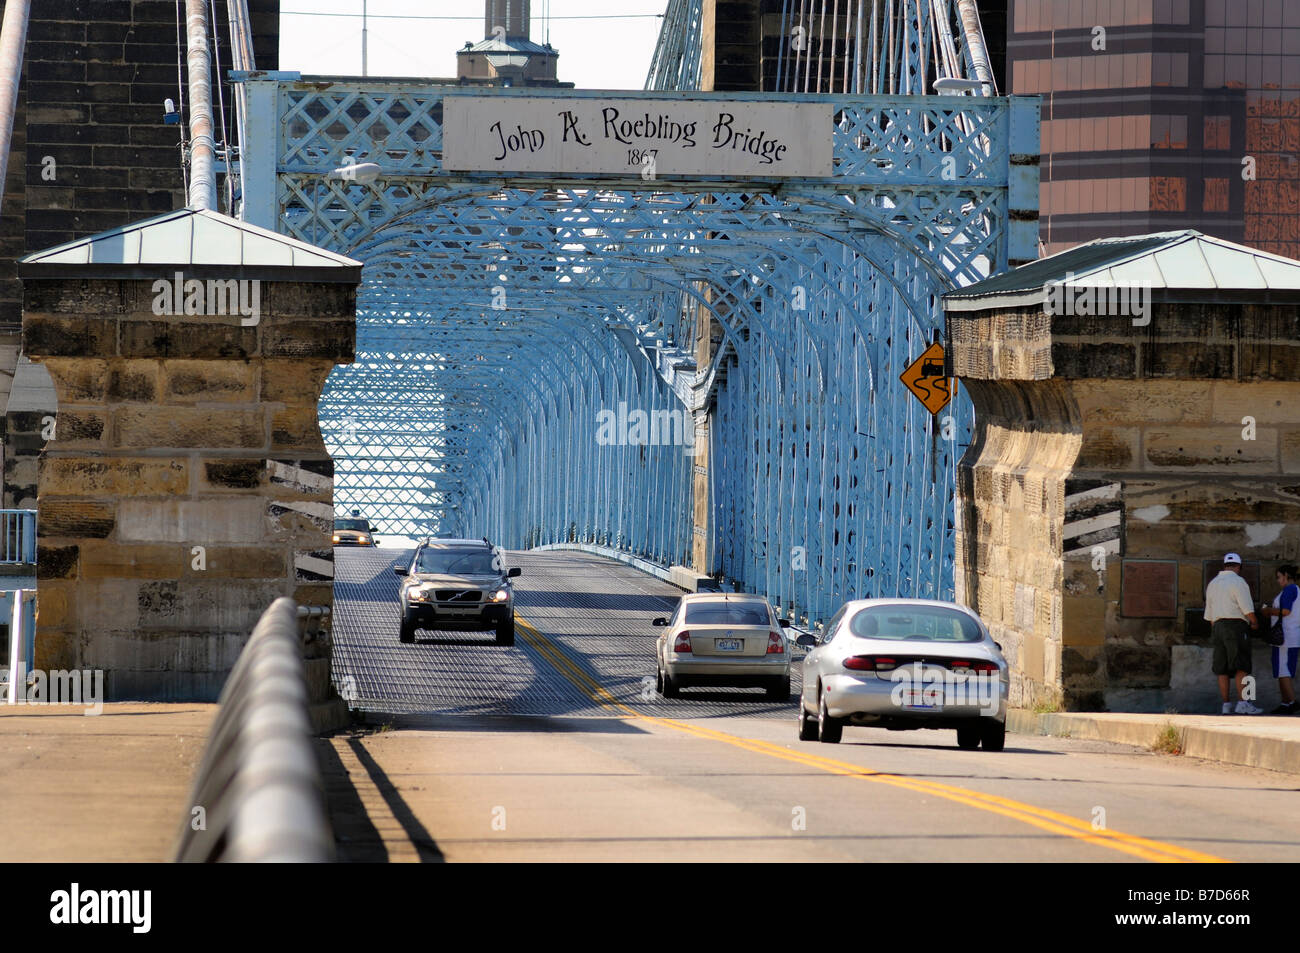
[
  {"left": 821, "top": 673, "right": 1006, "bottom": 723},
  {"left": 666, "top": 655, "right": 789, "bottom": 684}
]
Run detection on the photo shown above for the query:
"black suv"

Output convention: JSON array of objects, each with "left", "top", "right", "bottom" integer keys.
[{"left": 393, "top": 538, "right": 522, "bottom": 646}]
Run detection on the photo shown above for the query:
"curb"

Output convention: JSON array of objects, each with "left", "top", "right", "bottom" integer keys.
[{"left": 1007, "top": 709, "right": 1300, "bottom": 775}]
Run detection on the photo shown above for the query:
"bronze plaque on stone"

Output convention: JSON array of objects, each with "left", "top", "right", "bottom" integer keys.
[{"left": 1121, "top": 560, "right": 1179, "bottom": 618}]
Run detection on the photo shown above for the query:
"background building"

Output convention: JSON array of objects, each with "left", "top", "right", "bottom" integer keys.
[
  {"left": 457, "top": 0, "right": 566, "bottom": 86},
  {"left": 1008, "top": 0, "right": 1300, "bottom": 258}
]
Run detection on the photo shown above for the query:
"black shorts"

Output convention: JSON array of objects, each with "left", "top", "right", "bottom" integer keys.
[{"left": 1211, "top": 619, "right": 1252, "bottom": 676}]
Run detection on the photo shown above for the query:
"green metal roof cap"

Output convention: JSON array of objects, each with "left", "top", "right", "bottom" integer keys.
[
  {"left": 17, "top": 207, "right": 363, "bottom": 282},
  {"left": 944, "top": 230, "right": 1300, "bottom": 311}
]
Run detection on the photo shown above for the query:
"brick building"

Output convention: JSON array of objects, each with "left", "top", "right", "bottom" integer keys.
[{"left": 1008, "top": 0, "right": 1300, "bottom": 258}]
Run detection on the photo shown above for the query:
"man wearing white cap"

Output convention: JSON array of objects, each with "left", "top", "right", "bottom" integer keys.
[{"left": 1204, "top": 553, "right": 1261, "bottom": 715}]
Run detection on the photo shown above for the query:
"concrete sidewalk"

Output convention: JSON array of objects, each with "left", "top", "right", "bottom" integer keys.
[
  {"left": 1008, "top": 709, "right": 1300, "bottom": 775},
  {"left": 0, "top": 703, "right": 217, "bottom": 861}
]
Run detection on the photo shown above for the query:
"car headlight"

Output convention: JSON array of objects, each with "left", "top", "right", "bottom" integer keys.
[
  {"left": 491, "top": 588, "right": 510, "bottom": 603},
  {"left": 332, "top": 534, "right": 341, "bottom": 542},
  {"left": 408, "top": 585, "right": 433, "bottom": 602}
]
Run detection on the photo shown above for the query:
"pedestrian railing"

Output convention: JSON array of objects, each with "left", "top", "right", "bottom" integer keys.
[
  {"left": 0, "top": 509, "right": 35, "bottom": 564},
  {"left": 173, "top": 597, "right": 334, "bottom": 863}
]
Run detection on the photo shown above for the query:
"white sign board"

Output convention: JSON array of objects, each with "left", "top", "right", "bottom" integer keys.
[{"left": 442, "top": 97, "right": 834, "bottom": 178}]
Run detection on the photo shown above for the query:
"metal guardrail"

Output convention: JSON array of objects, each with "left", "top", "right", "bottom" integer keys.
[
  {"left": 0, "top": 509, "right": 35, "bottom": 564},
  {"left": 174, "top": 597, "right": 333, "bottom": 862}
]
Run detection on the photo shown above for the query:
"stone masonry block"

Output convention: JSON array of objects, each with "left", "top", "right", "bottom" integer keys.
[
  {"left": 164, "top": 359, "right": 257, "bottom": 402},
  {"left": 38, "top": 500, "right": 116, "bottom": 539},
  {"left": 23, "top": 312, "right": 116, "bottom": 356},
  {"left": 78, "top": 541, "right": 190, "bottom": 579},
  {"left": 261, "top": 319, "right": 355, "bottom": 360},
  {"left": 105, "top": 359, "right": 161, "bottom": 401},
  {"left": 260, "top": 358, "right": 336, "bottom": 403},
  {"left": 40, "top": 357, "right": 107, "bottom": 400},
  {"left": 270, "top": 406, "right": 322, "bottom": 451},
  {"left": 1144, "top": 427, "right": 1278, "bottom": 471},
  {"left": 116, "top": 498, "right": 268, "bottom": 544},
  {"left": 114, "top": 405, "right": 266, "bottom": 449},
  {"left": 40, "top": 457, "right": 188, "bottom": 497}
]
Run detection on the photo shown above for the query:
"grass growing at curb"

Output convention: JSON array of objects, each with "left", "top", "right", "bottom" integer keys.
[
  {"left": 1031, "top": 698, "right": 1063, "bottom": 714},
  {"left": 1150, "top": 723, "right": 1183, "bottom": 756}
]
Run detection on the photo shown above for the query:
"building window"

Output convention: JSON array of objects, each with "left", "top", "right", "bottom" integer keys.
[
  {"left": 1203, "top": 178, "right": 1231, "bottom": 212},
  {"left": 1150, "top": 176, "right": 1188, "bottom": 212},
  {"left": 1204, "top": 115, "right": 1232, "bottom": 149}
]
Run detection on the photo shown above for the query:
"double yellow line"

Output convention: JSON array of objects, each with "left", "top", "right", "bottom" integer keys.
[{"left": 517, "top": 618, "right": 1227, "bottom": 863}]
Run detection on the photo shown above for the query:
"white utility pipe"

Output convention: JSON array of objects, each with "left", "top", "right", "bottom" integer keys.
[
  {"left": 186, "top": 0, "right": 218, "bottom": 210},
  {"left": 0, "top": 0, "right": 30, "bottom": 213},
  {"left": 955, "top": 0, "right": 996, "bottom": 96},
  {"left": 6, "top": 590, "right": 26, "bottom": 705}
]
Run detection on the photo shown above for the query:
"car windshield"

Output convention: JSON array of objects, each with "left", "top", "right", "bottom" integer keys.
[
  {"left": 416, "top": 549, "right": 498, "bottom": 575},
  {"left": 683, "top": 602, "right": 770, "bottom": 626},
  {"left": 848, "top": 605, "right": 983, "bottom": 643},
  {"left": 335, "top": 519, "right": 368, "bottom": 531}
]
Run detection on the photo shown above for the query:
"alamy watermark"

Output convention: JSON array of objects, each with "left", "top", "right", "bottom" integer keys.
[
  {"left": 1043, "top": 272, "right": 1151, "bottom": 327},
  {"left": 2, "top": 667, "right": 104, "bottom": 715},
  {"left": 888, "top": 662, "right": 1001, "bottom": 716},
  {"left": 595, "top": 401, "right": 697, "bottom": 454},
  {"left": 152, "top": 271, "right": 261, "bottom": 326}
]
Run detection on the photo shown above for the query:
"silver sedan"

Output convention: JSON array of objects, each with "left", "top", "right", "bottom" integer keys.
[
  {"left": 654, "top": 593, "right": 792, "bottom": 700},
  {"left": 795, "top": 599, "right": 1009, "bottom": 749}
]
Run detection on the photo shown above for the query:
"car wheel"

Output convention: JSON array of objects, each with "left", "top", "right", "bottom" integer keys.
[
  {"left": 655, "top": 665, "right": 664, "bottom": 695},
  {"left": 797, "top": 698, "right": 818, "bottom": 741},
  {"left": 495, "top": 616, "right": 515, "bottom": 646},
  {"left": 817, "top": 691, "right": 842, "bottom": 744},
  {"left": 767, "top": 675, "right": 791, "bottom": 702},
  {"left": 662, "top": 669, "right": 681, "bottom": 698},
  {"left": 980, "top": 718, "right": 1006, "bottom": 751},
  {"left": 399, "top": 620, "right": 415, "bottom": 644},
  {"left": 955, "top": 725, "right": 981, "bottom": 750}
]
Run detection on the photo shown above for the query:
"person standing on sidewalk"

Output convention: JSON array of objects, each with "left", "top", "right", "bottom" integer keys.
[
  {"left": 1259, "top": 563, "right": 1300, "bottom": 715},
  {"left": 1205, "top": 552, "right": 1261, "bottom": 715}
]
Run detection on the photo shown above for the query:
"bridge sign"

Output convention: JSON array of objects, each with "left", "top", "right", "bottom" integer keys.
[
  {"left": 899, "top": 342, "right": 953, "bottom": 416},
  {"left": 442, "top": 96, "right": 833, "bottom": 178}
]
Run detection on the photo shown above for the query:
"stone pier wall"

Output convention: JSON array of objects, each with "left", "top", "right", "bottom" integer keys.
[
  {"left": 24, "top": 277, "right": 354, "bottom": 702},
  {"left": 950, "top": 300, "right": 1300, "bottom": 712}
]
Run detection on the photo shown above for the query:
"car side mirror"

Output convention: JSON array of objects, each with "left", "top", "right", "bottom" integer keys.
[
  {"left": 507, "top": 567, "right": 522, "bottom": 578},
  {"left": 795, "top": 633, "right": 817, "bottom": 648},
  {"left": 393, "top": 565, "right": 407, "bottom": 576},
  {"left": 652, "top": 617, "right": 668, "bottom": 627},
  {"left": 778, "top": 618, "right": 791, "bottom": 628},
  {"left": 994, "top": 641, "right": 1003, "bottom": 652}
]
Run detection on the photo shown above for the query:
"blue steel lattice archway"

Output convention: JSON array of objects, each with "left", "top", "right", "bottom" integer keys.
[{"left": 238, "top": 65, "right": 1037, "bottom": 625}]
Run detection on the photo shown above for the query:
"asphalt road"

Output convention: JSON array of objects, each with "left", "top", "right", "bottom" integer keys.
[{"left": 324, "top": 547, "right": 1300, "bottom": 862}]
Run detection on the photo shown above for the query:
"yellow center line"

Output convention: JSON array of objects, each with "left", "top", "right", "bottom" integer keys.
[{"left": 517, "top": 618, "right": 1228, "bottom": 864}]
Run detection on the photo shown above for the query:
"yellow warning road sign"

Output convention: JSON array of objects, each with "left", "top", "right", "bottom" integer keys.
[{"left": 899, "top": 341, "right": 953, "bottom": 415}]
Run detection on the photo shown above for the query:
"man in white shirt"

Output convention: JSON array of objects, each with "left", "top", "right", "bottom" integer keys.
[{"left": 1204, "top": 553, "right": 1260, "bottom": 715}]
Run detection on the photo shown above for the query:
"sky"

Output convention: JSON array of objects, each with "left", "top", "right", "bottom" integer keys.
[{"left": 277, "top": 1, "right": 667, "bottom": 90}]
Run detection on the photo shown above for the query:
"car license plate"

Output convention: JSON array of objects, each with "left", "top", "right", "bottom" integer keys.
[
  {"left": 716, "top": 638, "right": 743, "bottom": 651},
  {"left": 900, "top": 688, "right": 942, "bottom": 711}
]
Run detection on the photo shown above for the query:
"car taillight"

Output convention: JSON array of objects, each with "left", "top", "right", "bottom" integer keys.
[
  {"left": 673, "top": 632, "right": 692, "bottom": 653},
  {"left": 970, "top": 661, "right": 998, "bottom": 673},
  {"left": 766, "top": 631, "right": 784, "bottom": 654},
  {"left": 843, "top": 655, "right": 896, "bottom": 671}
]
